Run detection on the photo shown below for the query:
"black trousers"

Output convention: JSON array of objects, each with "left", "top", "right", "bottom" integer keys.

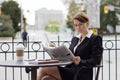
[{"left": 58, "top": 66, "right": 77, "bottom": 80}]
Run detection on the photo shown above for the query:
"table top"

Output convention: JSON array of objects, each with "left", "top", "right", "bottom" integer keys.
[{"left": 0, "top": 60, "right": 72, "bottom": 67}]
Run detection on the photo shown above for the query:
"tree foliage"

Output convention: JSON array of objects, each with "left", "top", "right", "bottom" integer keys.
[
  {"left": 1, "top": 0, "right": 21, "bottom": 33},
  {"left": 66, "top": 0, "right": 79, "bottom": 29},
  {"left": 45, "top": 20, "right": 60, "bottom": 32},
  {"left": 67, "top": 0, "right": 80, "bottom": 21},
  {"left": 66, "top": 0, "right": 81, "bottom": 29},
  {"left": 100, "top": 0, "right": 120, "bottom": 33},
  {"left": 0, "top": 14, "right": 14, "bottom": 37}
]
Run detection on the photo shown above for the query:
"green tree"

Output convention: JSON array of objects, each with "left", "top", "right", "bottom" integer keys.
[
  {"left": 66, "top": 0, "right": 84, "bottom": 30},
  {"left": 67, "top": 0, "right": 80, "bottom": 21},
  {"left": 100, "top": 0, "right": 120, "bottom": 33},
  {"left": 45, "top": 21, "right": 60, "bottom": 33},
  {"left": 1, "top": 0, "right": 21, "bottom": 33},
  {"left": 0, "top": 14, "right": 14, "bottom": 37}
]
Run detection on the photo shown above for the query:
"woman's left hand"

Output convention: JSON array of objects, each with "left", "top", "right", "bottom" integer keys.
[
  {"left": 49, "top": 42, "right": 55, "bottom": 47},
  {"left": 73, "top": 56, "right": 81, "bottom": 65}
]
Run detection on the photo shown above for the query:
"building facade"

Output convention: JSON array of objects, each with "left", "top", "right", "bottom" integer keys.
[{"left": 35, "top": 8, "right": 66, "bottom": 30}]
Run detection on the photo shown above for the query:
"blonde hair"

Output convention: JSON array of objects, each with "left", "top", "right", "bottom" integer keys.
[{"left": 73, "top": 12, "right": 89, "bottom": 24}]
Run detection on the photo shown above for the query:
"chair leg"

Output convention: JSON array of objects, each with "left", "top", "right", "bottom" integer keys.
[{"left": 95, "top": 67, "right": 100, "bottom": 80}]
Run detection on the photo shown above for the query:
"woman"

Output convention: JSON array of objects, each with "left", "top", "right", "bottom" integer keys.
[{"left": 37, "top": 12, "right": 103, "bottom": 80}]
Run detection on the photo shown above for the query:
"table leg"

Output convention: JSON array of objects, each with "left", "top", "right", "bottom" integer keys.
[
  {"left": 25, "top": 67, "right": 39, "bottom": 80},
  {"left": 31, "top": 67, "right": 37, "bottom": 80}
]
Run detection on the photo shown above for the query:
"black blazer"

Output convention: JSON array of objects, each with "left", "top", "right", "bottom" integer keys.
[{"left": 68, "top": 34, "right": 103, "bottom": 80}]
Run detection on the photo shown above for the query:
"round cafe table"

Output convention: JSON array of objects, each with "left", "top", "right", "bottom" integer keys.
[{"left": 0, "top": 60, "right": 72, "bottom": 80}]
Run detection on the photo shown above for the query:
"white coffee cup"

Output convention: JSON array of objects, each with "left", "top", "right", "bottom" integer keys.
[{"left": 16, "top": 44, "right": 25, "bottom": 61}]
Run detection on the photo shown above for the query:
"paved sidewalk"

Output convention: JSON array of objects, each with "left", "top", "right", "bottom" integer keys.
[{"left": 0, "top": 37, "right": 12, "bottom": 42}]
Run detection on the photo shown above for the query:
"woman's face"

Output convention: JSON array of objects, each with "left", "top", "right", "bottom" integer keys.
[{"left": 73, "top": 19, "right": 88, "bottom": 34}]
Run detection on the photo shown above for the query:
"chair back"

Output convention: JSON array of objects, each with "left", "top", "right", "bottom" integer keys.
[{"left": 95, "top": 47, "right": 103, "bottom": 80}]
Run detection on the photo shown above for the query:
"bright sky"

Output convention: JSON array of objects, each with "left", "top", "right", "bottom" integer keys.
[{"left": 15, "top": 0, "right": 67, "bottom": 25}]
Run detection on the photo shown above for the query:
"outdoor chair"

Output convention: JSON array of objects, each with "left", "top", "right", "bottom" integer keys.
[
  {"left": 74, "top": 48, "right": 103, "bottom": 80},
  {"left": 73, "top": 65, "right": 103, "bottom": 80}
]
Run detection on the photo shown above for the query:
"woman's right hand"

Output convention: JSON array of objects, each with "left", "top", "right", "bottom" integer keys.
[{"left": 73, "top": 56, "right": 81, "bottom": 65}]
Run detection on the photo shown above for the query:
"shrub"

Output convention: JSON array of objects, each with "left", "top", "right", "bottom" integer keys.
[{"left": 0, "top": 14, "right": 14, "bottom": 37}]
